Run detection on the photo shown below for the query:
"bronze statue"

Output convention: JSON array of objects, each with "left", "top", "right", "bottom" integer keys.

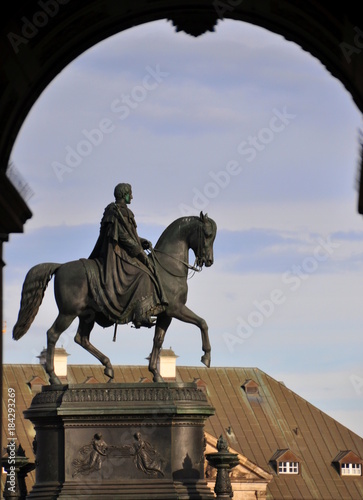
[
  {"left": 13, "top": 184, "right": 217, "bottom": 384},
  {"left": 87, "top": 183, "right": 167, "bottom": 329}
]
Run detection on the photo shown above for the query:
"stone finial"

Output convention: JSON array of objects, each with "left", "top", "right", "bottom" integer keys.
[{"left": 206, "top": 435, "right": 239, "bottom": 499}]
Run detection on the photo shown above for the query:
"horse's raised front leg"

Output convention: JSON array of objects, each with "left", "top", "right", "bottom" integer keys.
[
  {"left": 149, "top": 313, "right": 172, "bottom": 383},
  {"left": 170, "top": 304, "right": 211, "bottom": 368},
  {"left": 74, "top": 315, "right": 114, "bottom": 382},
  {"left": 46, "top": 313, "right": 76, "bottom": 385}
]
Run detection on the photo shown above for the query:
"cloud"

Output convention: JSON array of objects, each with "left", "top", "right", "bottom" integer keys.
[
  {"left": 11, "top": 16, "right": 361, "bottom": 236},
  {"left": 5, "top": 18, "right": 363, "bottom": 439},
  {"left": 203, "top": 199, "right": 363, "bottom": 233}
]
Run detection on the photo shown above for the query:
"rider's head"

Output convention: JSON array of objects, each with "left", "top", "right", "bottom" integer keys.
[{"left": 114, "top": 183, "right": 132, "bottom": 203}]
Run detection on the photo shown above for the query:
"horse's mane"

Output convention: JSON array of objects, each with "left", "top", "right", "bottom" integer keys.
[
  {"left": 154, "top": 216, "right": 200, "bottom": 249},
  {"left": 154, "top": 214, "right": 216, "bottom": 252}
]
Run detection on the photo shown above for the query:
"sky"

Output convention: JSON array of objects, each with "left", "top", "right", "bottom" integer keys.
[{"left": 3, "top": 19, "right": 363, "bottom": 437}]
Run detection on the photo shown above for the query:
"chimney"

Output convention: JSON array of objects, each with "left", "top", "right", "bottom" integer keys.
[
  {"left": 37, "top": 347, "right": 70, "bottom": 379},
  {"left": 157, "top": 348, "right": 178, "bottom": 380}
]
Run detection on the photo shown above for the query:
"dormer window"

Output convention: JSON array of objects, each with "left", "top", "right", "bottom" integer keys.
[
  {"left": 332, "top": 450, "right": 362, "bottom": 477},
  {"left": 241, "top": 379, "right": 259, "bottom": 396},
  {"left": 341, "top": 463, "right": 361, "bottom": 476},
  {"left": 270, "top": 449, "right": 301, "bottom": 475},
  {"left": 26, "top": 375, "right": 47, "bottom": 394},
  {"left": 278, "top": 461, "right": 299, "bottom": 474}
]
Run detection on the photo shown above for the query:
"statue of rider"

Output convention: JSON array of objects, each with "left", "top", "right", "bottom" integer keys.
[{"left": 88, "top": 183, "right": 167, "bottom": 328}]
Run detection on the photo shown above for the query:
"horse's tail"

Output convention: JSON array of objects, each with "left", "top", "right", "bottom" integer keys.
[{"left": 13, "top": 263, "right": 62, "bottom": 340}]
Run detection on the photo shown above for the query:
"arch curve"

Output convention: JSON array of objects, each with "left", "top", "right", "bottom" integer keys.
[{"left": 1, "top": 0, "right": 362, "bottom": 229}]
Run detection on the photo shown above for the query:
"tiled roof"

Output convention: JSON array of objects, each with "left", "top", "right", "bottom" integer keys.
[
  {"left": 2, "top": 364, "right": 363, "bottom": 499},
  {"left": 332, "top": 450, "right": 363, "bottom": 464}
]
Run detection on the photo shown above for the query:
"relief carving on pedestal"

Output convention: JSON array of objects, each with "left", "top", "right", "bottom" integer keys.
[{"left": 72, "top": 432, "right": 165, "bottom": 478}]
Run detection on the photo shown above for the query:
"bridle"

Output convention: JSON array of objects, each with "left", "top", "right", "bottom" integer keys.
[
  {"left": 149, "top": 219, "right": 206, "bottom": 279},
  {"left": 150, "top": 249, "right": 201, "bottom": 278}
]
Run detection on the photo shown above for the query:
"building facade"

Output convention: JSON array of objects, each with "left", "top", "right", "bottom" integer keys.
[{"left": 2, "top": 352, "right": 362, "bottom": 499}]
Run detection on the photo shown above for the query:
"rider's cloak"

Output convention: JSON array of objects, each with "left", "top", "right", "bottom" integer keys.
[{"left": 83, "top": 201, "right": 166, "bottom": 327}]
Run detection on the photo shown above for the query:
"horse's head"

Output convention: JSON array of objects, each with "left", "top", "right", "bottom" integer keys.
[{"left": 195, "top": 212, "right": 217, "bottom": 268}]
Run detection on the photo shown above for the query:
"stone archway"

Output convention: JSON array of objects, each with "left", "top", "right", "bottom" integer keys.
[
  {"left": 1, "top": 2, "right": 362, "bottom": 199},
  {"left": 1, "top": 0, "right": 362, "bottom": 461}
]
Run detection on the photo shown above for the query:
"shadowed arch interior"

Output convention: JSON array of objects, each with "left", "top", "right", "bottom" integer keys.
[{"left": 1, "top": 0, "right": 362, "bottom": 184}]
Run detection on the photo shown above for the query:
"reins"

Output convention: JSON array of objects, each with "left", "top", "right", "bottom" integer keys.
[
  {"left": 149, "top": 248, "right": 202, "bottom": 278},
  {"left": 149, "top": 219, "right": 205, "bottom": 278}
]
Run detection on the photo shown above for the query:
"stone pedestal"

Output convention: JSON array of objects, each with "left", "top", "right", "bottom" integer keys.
[{"left": 24, "top": 382, "right": 215, "bottom": 499}]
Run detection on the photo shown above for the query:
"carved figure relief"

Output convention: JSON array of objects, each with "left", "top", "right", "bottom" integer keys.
[
  {"left": 131, "top": 432, "right": 164, "bottom": 477},
  {"left": 72, "top": 433, "right": 108, "bottom": 477},
  {"left": 72, "top": 432, "right": 164, "bottom": 478}
]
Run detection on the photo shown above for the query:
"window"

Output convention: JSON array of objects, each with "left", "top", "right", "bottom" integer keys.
[
  {"left": 341, "top": 463, "right": 362, "bottom": 476},
  {"left": 278, "top": 461, "right": 299, "bottom": 474},
  {"left": 332, "top": 450, "right": 363, "bottom": 477},
  {"left": 271, "top": 449, "right": 301, "bottom": 475}
]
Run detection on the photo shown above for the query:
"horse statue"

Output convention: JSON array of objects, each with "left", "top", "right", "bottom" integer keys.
[{"left": 13, "top": 212, "right": 217, "bottom": 384}]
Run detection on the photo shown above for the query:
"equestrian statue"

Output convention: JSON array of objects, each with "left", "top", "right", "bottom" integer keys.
[{"left": 13, "top": 183, "right": 217, "bottom": 384}]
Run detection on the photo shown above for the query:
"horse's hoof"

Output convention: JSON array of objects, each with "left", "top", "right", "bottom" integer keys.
[
  {"left": 201, "top": 353, "right": 211, "bottom": 368},
  {"left": 104, "top": 366, "right": 114, "bottom": 380}
]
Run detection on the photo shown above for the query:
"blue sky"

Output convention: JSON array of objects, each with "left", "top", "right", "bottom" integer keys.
[{"left": 3, "top": 19, "right": 363, "bottom": 437}]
